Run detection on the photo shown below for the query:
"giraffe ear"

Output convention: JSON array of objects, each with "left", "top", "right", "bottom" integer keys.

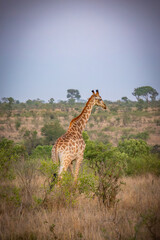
[{"left": 96, "top": 89, "right": 99, "bottom": 95}]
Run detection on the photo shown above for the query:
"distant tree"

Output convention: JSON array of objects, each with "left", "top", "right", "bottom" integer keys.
[
  {"left": 150, "top": 88, "right": 158, "bottom": 101},
  {"left": 121, "top": 96, "right": 129, "bottom": 103},
  {"left": 2, "top": 97, "right": 15, "bottom": 107},
  {"left": 67, "top": 89, "right": 81, "bottom": 102},
  {"left": 48, "top": 98, "right": 55, "bottom": 104},
  {"left": 1, "top": 97, "right": 15, "bottom": 115},
  {"left": 132, "top": 86, "right": 158, "bottom": 102}
]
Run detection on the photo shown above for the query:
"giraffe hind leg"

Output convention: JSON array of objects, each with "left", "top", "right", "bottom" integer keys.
[{"left": 58, "top": 155, "right": 72, "bottom": 178}]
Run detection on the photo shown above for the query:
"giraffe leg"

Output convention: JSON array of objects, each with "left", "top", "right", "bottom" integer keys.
[
  {"left": 74, "top": 155, "right": 83, "bottom": 182},
  {"left": 69, "top": 162, "right": 74, "bottom": 176},
  {"left": 58, "top": 157, "right": 71, "bottom": 178}
]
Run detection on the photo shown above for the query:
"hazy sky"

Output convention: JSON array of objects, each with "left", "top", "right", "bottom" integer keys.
[{"left": 0, "top": 0, "right": 160, "bottom": 102}]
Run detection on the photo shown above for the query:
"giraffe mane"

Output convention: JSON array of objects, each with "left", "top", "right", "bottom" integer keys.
[{"left": 69, "top": 95, "right": 94, "bottom": 128}]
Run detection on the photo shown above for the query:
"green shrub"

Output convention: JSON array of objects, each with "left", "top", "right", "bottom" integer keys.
[
  {"left": 39, "top": 159, "right": 58, "bottom": 179},
  {"left": 41, "top": 120, "right": 65, "bottom": 145},
  {"left": 0, "top": 138, "right": 26, "bottom": 179},
  {"left": 118, "top": 139, "right": 150, "bottom": 158},
  {"left": 15, "top": 119, "right": 21, "bottom": 130},
  {"left": 78, "top": 165, "right": 97, "bottom": 197},
  {"left": 118, "top": 139, "right": 160, "bottom": 175},
  {"left": 121, "top": 131, "right": 150, "bottom": 141},
  {"left": 84, "top": 137, "right": 127, "bottom": 208},
  {"left": 0, "top": 185, "right": 21, "bottom": 206},
  {"left": 49, "top": 172, "right": 79, "bottom": 208},
  {"left": 131, "top": 131, "right": 149, "bottom": 141},
  {"left": 23, "top": 130, "right": 42, "bottom": 154},
  {"left": 31, "top": 145, "right": 52, "bottom": 159}
]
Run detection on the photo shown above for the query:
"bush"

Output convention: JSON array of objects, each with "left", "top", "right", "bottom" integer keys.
[
  {"left": 84, "top": 137, "right": 127, "bottom": 208},
  {"left": 118, "top": 139, "right": 150, "bottom": 158},
  {"left": 44, "top": 172, "right": 79, "bottom": 208},
  {"left": 41, "top": 120, "right": 65, "bottom": 145},
  {"left": 124, "top": 154, "right": 160, "bottom": 176},
  {"left": 78, "top": 165, "right": 96, "bottom": 197},
  {"left": 118, "top": 139, "right": 160, "bottom": 175},
  {"left": 31, "top": 145, "right": 52, "bottom": 159},
  {"left": 0, "top": 138, "right": 26, "bottom": 179},
  {"left": 121, "top": 131, "right": 150, "bottom": 141},
  {"left": 23, "top": 130, "right": 42, "bottom": 154},
  {"left": 15, "top": 119, "right": 21, "bottom": 130}
]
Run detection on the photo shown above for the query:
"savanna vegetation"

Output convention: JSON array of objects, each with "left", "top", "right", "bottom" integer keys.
[{"left": 0, "top": 86, "right": 160, "bottom": 239}]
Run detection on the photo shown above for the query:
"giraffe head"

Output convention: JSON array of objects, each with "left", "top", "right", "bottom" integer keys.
[{"left": 92, "top": 90, "right": 107, "bottom": 109}]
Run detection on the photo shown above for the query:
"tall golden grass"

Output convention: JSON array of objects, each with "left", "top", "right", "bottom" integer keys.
[{"left": 0, "top": 174, "right": 160, "bottom": 240}]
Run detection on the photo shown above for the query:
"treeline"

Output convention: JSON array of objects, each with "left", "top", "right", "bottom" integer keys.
[{"left": 0, "top": 86, "right": 159, "bottom": 112}]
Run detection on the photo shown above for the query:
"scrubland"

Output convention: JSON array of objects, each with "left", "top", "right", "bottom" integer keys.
[
  {"left": 0, "top": 174, "right": 160, "bottom": 240},
  {"left": 0, "top": 99, "right": 160, "bottom": 240}
]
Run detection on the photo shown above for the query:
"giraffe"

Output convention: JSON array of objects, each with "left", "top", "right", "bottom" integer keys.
[{"left": 51, "top": 90, "right": 107, "bottom": 182}]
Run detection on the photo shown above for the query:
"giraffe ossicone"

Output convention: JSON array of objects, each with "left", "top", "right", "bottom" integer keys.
[{"left": 51, "top": 90, "right": 107, "bottom": 182}]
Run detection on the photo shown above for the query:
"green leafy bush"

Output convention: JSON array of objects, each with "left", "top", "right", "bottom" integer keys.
[
  {"left": 118, "top": 139, "right": 150, "bottom": 158},
  {"left": 15, "top": 119, "right": 21, "bottom": 130},
  {"left": 39, "top": 159, "right": 58, "bottom": 178},
  {"left": 0, "top": 185, "right": 21, "bottom": 206},
  {"left": 41, "top": 120, "right": 65, "bottom": 145},
  {"left": 0, "top": 138, "right": 26, "bottom": 179},
  {"left": 84, "top": 136, "right": 127, "bottom": 208},
  {"left": 78, "top": 165, "right": 97, "bottom": 197},
  {"left": 31, "top": 145, "right": 52, "bottom": 159},
  {"left": 47, "top": 172, "right": 79, "bottom": 208},
  {"left": 118, "top": 139, "right": 160, "bottom": 175},
  {"left": 23, "top": 130, "right": 42, "bottom": 154}
]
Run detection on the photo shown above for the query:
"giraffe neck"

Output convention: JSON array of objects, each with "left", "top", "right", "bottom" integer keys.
[{"left": 69, "top": 96, "right": 94, "bottom": 133}]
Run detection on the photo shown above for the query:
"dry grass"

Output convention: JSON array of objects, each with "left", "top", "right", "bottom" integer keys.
[
  {"left": 1, "top": 107, "right": 160, "bottom": 145},
  {"left": 0, "top": 174, "right": 160, "bottom": 240}
]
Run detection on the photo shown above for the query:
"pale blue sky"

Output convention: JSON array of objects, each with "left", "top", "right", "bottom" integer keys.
[{"left": 0, "top": 0, "right": 160, "bottom": 102}]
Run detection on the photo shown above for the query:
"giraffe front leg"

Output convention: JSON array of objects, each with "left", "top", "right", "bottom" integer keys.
[{"left": 74, "top": 155, "right": 83, "bottom": 182}]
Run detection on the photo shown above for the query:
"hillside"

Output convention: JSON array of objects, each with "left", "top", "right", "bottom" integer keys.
[{"left": 0, "top": 101, "right": 160, "bottom": 147}]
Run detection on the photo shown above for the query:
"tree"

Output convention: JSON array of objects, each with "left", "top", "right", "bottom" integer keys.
[
  {"left": 48, "top": 98, "right": 55, "bottom": 104},
  {"left": 41, "top": 121, "right": 65, "bottom": 145},
  {"left": 1, "top": 97, "right": 15, "bottom": 116},
  {"left": 132, "top": 86, "right": 158, "bottom": 102},
  {"left": 121, "top": 96, "right": 129, "bottom": 103},
  {"left": 150, "top": 88, "right": 158, "bottom": 101},
  {"left": 67, "top": 89, "right": 81, "bottom": 102}
]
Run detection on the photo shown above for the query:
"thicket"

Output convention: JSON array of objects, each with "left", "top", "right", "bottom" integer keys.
[{"left": 1, "top": 132, "right": 160, "bottom": 211}]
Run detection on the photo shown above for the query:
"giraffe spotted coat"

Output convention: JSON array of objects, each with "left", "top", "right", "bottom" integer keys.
[{"left": 51, "top": 90, "right": 107, "bottom": 181}]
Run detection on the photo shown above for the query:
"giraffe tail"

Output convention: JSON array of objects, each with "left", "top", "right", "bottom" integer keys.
[
  {"left": 51, "top": 144, "right": 59, "bottom": 163},
  {"left": 50, "top": 144, "right": 59, "bottom": 189}
]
